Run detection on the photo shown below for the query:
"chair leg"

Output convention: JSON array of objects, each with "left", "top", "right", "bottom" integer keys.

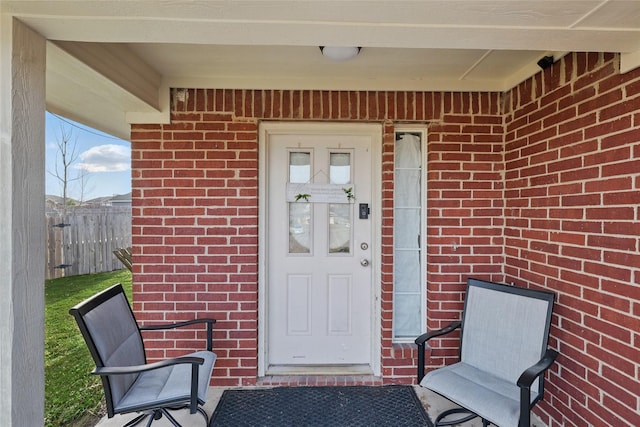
[
  {"left": 143, "top": 411, "right": 163, "bottom": 427},
  {"left": 134, "top": 409, "right": 176, "bottom": 427},
  {"left": 158, "top": 408, "right": 181, "bottom": 427},
  {"left": 122, "top": 413, "right": 150, "bottom": 427},
  {"left": 196, "top": 406, "right": 210, "bottom": 426},
  {"left": 128, "top": 405, "right": 208, "bottom": 427},
  {"left": 434, "top": 408, "right": 479, "bottom": 426}
]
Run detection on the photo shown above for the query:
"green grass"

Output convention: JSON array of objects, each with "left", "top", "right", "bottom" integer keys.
[{"left": 45, "top": 269, "right": 132, "bottom": 427}]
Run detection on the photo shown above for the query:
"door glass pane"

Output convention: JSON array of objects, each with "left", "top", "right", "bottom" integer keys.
[
  {"left": 393, "top": 294, "right": 422, "bottom": 338},
  {"left": 394, "top": 250, "right": 421, "bottom": 292},
  {"left": 394, "top": 169, "right": 421, "bottom": 207},
  {"left": 330, "top": 153, "right": 351, "bottom": 184},
  {"left": 394, "top": 208, "right": 421, "bottom": 248},
  {"left": 289, "top": 203, "right": 311, "bottom": 253},
  {"left": 395, "top": 134, "right": 421, "bottom": 168},
  {"left": 329, "top": 204, "right": 351, "bottom": 254},
  {"left": 290, "top": 152, "right": 311, "bottom": 183}
]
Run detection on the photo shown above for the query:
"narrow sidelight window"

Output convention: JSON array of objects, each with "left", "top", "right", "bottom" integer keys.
[{"left": 393, "top": 129, "right": 426, "bottom": 340}]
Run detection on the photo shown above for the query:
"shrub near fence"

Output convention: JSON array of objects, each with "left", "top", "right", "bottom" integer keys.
[{"left": 45, "top": 207, "right": 132, "bottom": 279}]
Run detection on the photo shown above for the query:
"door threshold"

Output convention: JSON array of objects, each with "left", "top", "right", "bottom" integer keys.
[
  {"left": 266, "top": 364, "right": 373, "bottom": 376},
  {"left": 258, "top": 373, "right": 383, "bottom": 387}
]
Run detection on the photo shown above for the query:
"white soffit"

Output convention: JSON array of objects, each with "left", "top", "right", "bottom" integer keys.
[{"left": 2, "top": 0, "right": 639, "bottom": 134}]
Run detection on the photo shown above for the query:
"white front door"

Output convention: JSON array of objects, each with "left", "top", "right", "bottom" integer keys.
[{"left": 260, "top": 123, "right": 380, "bottom": 374}]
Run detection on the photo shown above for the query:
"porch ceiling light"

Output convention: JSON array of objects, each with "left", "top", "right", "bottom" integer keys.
[{"left": 319, "top": 46, "right": 361, "bottom": 62}]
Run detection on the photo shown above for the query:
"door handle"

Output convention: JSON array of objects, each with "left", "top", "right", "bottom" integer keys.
[{"left": 360, "top": 258, "right": 370, "bottom": 267}]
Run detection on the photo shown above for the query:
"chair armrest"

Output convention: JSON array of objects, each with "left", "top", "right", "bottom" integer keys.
[
  {"left": 414, "top": 321, "right": 462, "bottom": 383},
  {"left": 92, "top": 356, "right": 205, "bottom": 376},
  {"left": 414, "top": 321, "right": 461, "bottom": 346},
  {"left": 516, "top": 349, "right": 558, "bottom": 427},
  {"left": 517, "top": 348, "right": 558, "bottom": 388},
  {"left": 139, "top": 318, "right": 217, "bottom": 331},
  {"left": 140, "top": 318, "right": 216, "bottom": 351}
]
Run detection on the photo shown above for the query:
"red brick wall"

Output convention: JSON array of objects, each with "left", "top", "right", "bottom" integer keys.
[
  {"left": 422, "top": 99, "right": 506, "bottom": 371},
  {"left": 130, "top": 51, "right": 640, "bottom": 426},
  {"left": 130, "top": 89, "right": 504, "bottom": 386},
  {"left": 503, "top": 52, "right": 640, "bottom": 426}
]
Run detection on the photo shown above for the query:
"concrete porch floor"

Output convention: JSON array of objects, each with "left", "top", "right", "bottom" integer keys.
[{"left": 94, "top": 386, "right": 510, "bottom": 427}]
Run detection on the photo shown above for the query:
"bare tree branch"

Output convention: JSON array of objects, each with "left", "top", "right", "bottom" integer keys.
[{"left": 47, "top": 122, "right": 91, "bottom": 212}]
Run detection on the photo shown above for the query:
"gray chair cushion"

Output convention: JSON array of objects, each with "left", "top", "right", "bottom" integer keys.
[
  {"left": 115, "top": 350, "right": 217, "bottom": 413},
  {"left": 421, "top": 362, "right": 539, "bottom": 427},
  {"left": 84, "top": 292, "right": 145, "bottom": 406},
  {"left": 461, "top": 284, "right": 550, "bottom": 394}
]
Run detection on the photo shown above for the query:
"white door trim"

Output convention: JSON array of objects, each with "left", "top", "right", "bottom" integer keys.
[{"left": 258, "top": 121, "right": 382, "bottom": 377}]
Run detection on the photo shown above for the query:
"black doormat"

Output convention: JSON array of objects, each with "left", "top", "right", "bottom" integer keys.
[{"left": 210, "top": 385, "right": 433, "bottom": 426}]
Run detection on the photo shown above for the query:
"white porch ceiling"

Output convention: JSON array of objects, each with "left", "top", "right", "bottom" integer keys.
[{"left": 3, "top": 0, "right": 640, "bottom": 140}]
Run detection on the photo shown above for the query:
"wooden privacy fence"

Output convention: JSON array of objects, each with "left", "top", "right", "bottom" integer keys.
[{"left": 46, "top": 207, "right": 132, "bottom": 279}]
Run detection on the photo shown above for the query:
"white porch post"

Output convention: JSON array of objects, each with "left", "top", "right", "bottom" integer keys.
[{"left": 0, "top": 17, "right": 46, "bottom": 426}]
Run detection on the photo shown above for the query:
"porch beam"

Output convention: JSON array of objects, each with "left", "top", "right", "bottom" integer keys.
[
  {"left": 52, "top": 41, "right": 161, "bottom": 110},
  {"left": 47, "top": 41, "right": 163, "bottom": 139}
]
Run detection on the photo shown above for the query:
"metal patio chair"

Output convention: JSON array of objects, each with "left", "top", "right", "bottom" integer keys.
[
  {"left": 69, "top": 283, "right": 217, "bottom": 427},
  {"left": 415, "top": 278, "right": 558, "bottom": 427}
]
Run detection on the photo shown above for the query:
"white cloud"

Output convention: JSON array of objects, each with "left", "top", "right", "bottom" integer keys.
[{"left": 77, "top": 144, "right": 130, "bottom": 172}]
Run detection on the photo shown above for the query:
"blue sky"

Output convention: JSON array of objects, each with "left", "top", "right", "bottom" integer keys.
[{"left": 46, "top": 112, "right": 131, "bottom": 200}]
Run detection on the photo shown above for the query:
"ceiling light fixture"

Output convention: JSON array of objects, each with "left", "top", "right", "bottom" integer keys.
[{"left": 319, "top": 46, "right": 361, "bottom": 62}]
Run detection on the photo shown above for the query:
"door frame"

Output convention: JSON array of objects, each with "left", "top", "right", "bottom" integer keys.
[{"left": 258, "top": 121, "right": 382, "bottom": 377}]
